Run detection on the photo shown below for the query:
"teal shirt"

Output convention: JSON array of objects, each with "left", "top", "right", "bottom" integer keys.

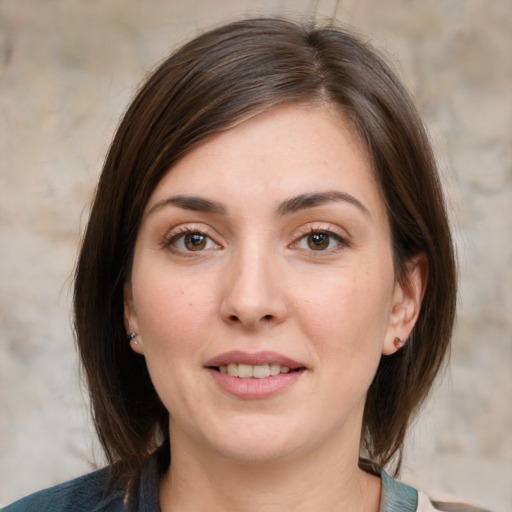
[{"left": 3, "top": 459, "right": 419, "bottom": 512}]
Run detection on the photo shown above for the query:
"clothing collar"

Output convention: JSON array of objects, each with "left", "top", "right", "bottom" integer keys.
[
  {"left": 134, "top": 454, "right": 161, "bottom": 512},
  {"left": 379, "top": 468, "right": 418, "bottom": 512},
  {"left": 135, "top": 454, "right": 418, "bottom": 512}
]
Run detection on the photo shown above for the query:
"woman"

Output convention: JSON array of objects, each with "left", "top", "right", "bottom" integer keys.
[{"left": 6, "top": 17, "right": 480, "bottom": 512}]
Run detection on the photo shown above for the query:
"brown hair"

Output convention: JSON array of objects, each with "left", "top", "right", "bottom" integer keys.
[{"left": 74, "top": 17, "right": 456, "bottom": 487}]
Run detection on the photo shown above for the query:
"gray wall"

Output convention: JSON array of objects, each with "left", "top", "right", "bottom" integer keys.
[{"left": 0, "top": 1, "right": 510, "bottom": 510}]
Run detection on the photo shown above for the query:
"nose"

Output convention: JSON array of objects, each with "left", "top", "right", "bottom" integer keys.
[{"left": 220, "top": 244, "right": 287, "bottom": 330}]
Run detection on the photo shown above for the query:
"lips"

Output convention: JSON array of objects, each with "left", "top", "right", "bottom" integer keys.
[
  {"left": 205, "top": 350, "right": 305, "bottom": 370},
  {"left": 205, "top": 351, "right": 306, "bottom": 399}
]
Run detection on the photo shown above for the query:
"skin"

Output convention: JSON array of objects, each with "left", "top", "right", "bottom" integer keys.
[{"left": 124, "top": 103, "right": 426, "bottom": 511}]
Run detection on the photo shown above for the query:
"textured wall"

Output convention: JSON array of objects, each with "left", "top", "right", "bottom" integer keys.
[{"left": 0, "top": 1, "right": 510, "bottom": 509}]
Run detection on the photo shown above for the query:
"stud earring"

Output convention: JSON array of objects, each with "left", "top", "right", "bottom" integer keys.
[
  {"left": 393, "top": 337, "right": 405, "bottom": 350},
  {"left": 128, "top": 332, "right": 138, "bottom": 346}
]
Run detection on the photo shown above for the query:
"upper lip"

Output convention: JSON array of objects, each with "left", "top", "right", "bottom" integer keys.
[{"left": 204, "top": 351, "right": 305, "bottom": 370}]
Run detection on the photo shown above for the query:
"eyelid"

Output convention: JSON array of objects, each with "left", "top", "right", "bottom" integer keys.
[
  {"left": 291, "top": 222, "right": 350, "bottom": 242},
  {"left": 289, "top": 223, "right": 350, "bottom": 252},
  {"left": 162, "top": 224, "right": 223, "bottom": 254}
]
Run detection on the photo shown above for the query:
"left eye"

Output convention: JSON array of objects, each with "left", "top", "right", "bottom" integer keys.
[
  {"left": 170, "top": 232, "right": 218, "bottom": 252},
  {"left": 295, "top": 231, "right": 344, "bottom": 251}
]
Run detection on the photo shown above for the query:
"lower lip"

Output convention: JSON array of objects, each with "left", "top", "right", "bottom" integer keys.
[{"left": 207, "top": 368, "right": 305, "bottom": 399}]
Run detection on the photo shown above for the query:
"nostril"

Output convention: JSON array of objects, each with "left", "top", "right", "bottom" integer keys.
[
  {"left": 262, "top": 314, "right": 273, "bottom": 321},
  {"left": 229, "top": 315, "right": 239, "bottom": 321}
]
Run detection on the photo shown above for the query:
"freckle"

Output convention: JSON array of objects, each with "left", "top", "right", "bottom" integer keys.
[
  {"left": 188, "top": 303, "right": 193, "bottom": 307},
  {"left": 180, "top": 290, "right": 184, "bottom": 295}
]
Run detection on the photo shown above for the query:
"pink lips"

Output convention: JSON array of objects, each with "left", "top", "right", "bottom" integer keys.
[
  {"left": 205, "top": 350, "right": 304, "bottom": 370},
  {"left": 204, "top": 350, "right": 306, "bottom": 399}
]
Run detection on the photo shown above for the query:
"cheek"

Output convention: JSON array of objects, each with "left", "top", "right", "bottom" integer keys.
[
  {"left": 295, "top": 270, "right": 394, "bottom": 361},
  {"left": 131, "top": 270, "right": 218, "bottom": 414},
  {"left": 134, "top": 259, "right": 212, "bottom": 324},
  {"left": 131, "top": 264, "right": 219, "bottom": 363}
]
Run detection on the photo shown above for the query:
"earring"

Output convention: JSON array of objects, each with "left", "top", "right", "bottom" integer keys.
[
  {"left": 128, "top": 332, "right": 138, "bottom": 346},
  {"left": 393, "top": 337, "right": 405, "bottom": 350}
]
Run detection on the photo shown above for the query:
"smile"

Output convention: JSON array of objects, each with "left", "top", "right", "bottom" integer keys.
[
  {"left": 205, "top": 351, "right": 306, "bottom": 398},
  {"left": 218, "top": 363, "right": 292, "bottom": 379}
]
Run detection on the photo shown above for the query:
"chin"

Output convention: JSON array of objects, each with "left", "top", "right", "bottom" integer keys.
[
  {"left": 214, "top": 440, "right": 299, "bottom": 465},
  {"left": 202, "top": 418, "right": 310, "bottom": 464}
]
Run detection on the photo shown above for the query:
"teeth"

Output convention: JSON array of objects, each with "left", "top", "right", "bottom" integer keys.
[
  {"left": 238, "top": 364, "right": 253, "bottom": 378},
  {"left": 220, "top": 363, "right": 292, "bottom": 379},
  {"left": 269, "top": 364, "right": 281, "bottom": 376},
  {"left": 253, "top": 364, "right": 270, "bottom": 379}
]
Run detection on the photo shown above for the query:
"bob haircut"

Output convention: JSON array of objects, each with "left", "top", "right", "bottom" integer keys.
[{"left": 74, "top": 17, "right": 457, "bottom": 487}]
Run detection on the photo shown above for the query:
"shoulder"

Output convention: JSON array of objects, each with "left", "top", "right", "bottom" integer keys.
[
  {"left": 2, "top": 467, "right": 125, "bottom": 512},
  {"left": 419, "top": 492, "right": 493, "bottom": 512},
  {"left": 379, "top": 468, "right": 491, "bottom": 512}
]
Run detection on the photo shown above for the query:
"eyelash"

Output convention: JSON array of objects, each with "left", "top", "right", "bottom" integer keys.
[
  {"left": 163, "top": 226, "right": 221, "bottom": 255},
  {"left": 291, "top": 227, "right": 349, "bottom": 254},
  {"left": 163, "top": 225, "right": 349, "bottom": 256}
]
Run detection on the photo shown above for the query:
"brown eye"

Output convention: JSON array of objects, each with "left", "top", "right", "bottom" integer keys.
[
  {"left": 184, "top": 233, "right": 207, "bottom": 251},
  {"left": 307, "top": 232, "right": 330, "bottom": 250},
  {"left": 292, "top": 230, "right": 347, "bottom": 253},
  {"left": 166, "top": 230, "right": 219, "bottom": 254}
]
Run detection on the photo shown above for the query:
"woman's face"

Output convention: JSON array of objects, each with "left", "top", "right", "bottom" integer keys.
[{"left": 125, "top": 103, "right": 422, "bottom": 464}]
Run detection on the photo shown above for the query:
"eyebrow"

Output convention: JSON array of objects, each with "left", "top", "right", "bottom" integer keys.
[
  {"left": 277, "top": 191, "right": 370, "bottom": 217},
  {"left": 147, "top": 190, "right": 370, "bottom": 218},
  {"left": 147, "top": 195, "right": 226, "bottom": 216}
]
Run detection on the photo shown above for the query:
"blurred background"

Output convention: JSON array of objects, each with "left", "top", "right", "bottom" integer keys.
[{"left": 0, "top": 1, "right": 510, "bottom": 509}]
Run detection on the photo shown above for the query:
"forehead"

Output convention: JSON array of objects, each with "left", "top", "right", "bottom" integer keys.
[{"left": 146, "top": 103, "right": 383, "bottom": 218}]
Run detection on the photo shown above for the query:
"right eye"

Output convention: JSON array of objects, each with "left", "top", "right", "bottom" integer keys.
[{"left": 167, "top": 230, "right": 220, "bottom": 253}]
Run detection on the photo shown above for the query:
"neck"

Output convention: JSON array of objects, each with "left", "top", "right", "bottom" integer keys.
[{"left": 159, "top": 430, "right": 381, "bottom": 512}]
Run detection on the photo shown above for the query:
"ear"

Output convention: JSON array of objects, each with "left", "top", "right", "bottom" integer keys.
[
  {"left": 123, "top": 282, "right": 144, "bottom": 355},
  {"left": 382, "top": 253, "right": 428, "bottom": 355}
]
